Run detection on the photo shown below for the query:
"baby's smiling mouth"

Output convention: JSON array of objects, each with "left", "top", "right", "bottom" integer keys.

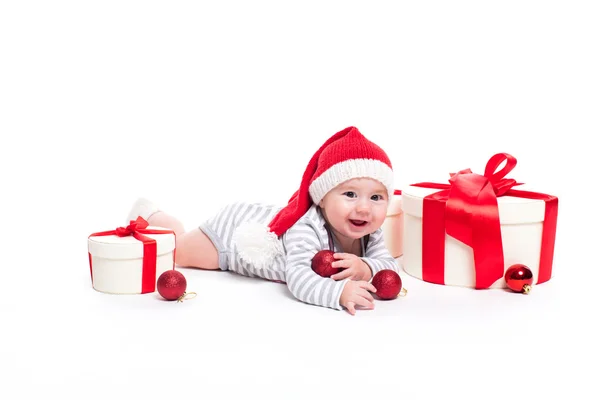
[{"left": 350, "top": 219, "right": 367, "bottom": 227}]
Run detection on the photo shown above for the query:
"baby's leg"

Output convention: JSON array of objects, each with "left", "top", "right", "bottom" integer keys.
[{"left": 148, "top": 211, "right": 219, "bottom": 270}]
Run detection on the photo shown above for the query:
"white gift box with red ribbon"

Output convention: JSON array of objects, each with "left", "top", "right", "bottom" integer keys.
[
  {"left": 401, "top": 153, "right": 558, "bottom": 289},
  {"left": 88, "top": 217, "right": 176, "bottom": 294}
]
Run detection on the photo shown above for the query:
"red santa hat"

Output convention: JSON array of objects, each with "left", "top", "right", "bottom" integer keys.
[{"left": 232, "top": 126, "right": 394, "bottom": 268}]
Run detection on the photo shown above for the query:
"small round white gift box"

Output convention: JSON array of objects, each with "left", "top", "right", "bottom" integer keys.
[{"left": 88, "top": 226, "right": 176, "bottom": 294}]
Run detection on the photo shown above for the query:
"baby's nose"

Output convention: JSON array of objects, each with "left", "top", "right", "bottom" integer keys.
[{"left": 356, "top": 201, "right": 370, "bottom": 213}]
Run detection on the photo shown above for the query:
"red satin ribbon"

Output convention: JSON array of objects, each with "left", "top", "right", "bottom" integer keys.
[
  {"left": 88, "top": 217, "right": 175, "bottom": 293},
  {"left": 412, "top": 153, "right": 558, "bottom": 288}
]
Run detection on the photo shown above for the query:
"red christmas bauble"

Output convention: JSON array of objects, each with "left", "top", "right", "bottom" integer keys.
[
  {"left": 504, "top": 264, "right": 534, "bottom": 294},
  {"left": 372, "top": 270, "right": 402, "bottom": 300},
  {"left": 311, "top": 250, "right": 342, "bottom": 278},
  {"left": 157, "top": 270, "right": 187, "bottom": 301}
]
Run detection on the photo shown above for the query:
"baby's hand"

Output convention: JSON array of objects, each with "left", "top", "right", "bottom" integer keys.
[
  {"left": 339, "top": 280, "right": 377, "bottom": 316},
  {"left": 331, "top": 253, "right": 372, "bottom": 281}
]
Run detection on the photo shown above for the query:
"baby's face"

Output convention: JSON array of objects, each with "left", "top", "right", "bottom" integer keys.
[{"left": 319, "top": 178, "right": 389, "bottom": 240}]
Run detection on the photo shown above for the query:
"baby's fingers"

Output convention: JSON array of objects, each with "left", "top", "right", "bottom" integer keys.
[
  {"left": 352, "top": 293, "right": 374, "bottom": 310},
  {"left": 345, "top": 301, "right": 356, "bottom": 316},
  {"left": 358, "top": 288, "right": 375, "bottom": 303},
  {"left": 331, "top": 269, "right": 352, "bottom": 280},
  {"left": 358, "top": 280, "right": 377, "bottom": 293}
]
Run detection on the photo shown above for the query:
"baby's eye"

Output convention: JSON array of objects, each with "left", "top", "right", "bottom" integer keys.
[
  {"left": 344, "top": 192, "right": 357, "bottom": 198},
  {"left": 371, "top": 194, "right": 384, "bottom": 201}
]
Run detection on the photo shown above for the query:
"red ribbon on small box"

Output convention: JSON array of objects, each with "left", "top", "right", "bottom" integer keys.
[
  {"left": 88, "top": 217, "right": 176, "bottom": 293},
  {"left": 411, "top": 153, "right": 558, "bottom": 289}
]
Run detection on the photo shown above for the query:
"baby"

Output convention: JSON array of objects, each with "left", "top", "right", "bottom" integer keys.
[{"left": 127, "top": 126, "right": 401, "bottom": 315}]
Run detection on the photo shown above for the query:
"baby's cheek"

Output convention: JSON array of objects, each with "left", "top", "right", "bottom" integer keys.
[{"left": 373, "top": 211, "right": 388, "bottom": 227}]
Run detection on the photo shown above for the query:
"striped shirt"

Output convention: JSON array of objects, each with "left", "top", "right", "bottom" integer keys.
[{"left": 203, "top": 202, "right": 400, "bottom": 311}]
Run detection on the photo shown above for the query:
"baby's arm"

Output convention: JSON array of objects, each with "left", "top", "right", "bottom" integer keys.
[
  {"left": 282, "top": 220, "right": 349, "bottom": 311},
  {"left": 361, "top": 228, "right": 401, "bottom": 276}
]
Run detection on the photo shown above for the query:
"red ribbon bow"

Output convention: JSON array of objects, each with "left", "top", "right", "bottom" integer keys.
[
  {"left": 114, "top": 217, "right": 151, "bottom": 237},
  {"left": 88, "top": 217, "right": 175, "bottom": 293},
  {"left": 412, "top": 153, "right": 558, "bottom": 289}
]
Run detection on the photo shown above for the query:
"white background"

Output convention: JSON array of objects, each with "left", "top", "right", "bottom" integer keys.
[{"left": 1, "top": 1, "right": 599, "bottom": 399}]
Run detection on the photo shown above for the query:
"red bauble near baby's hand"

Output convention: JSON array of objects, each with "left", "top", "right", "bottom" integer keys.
[
  {"left": 157, "top": 270, "right": 195, "bottom": 301},
  {"left": 311, "top": 250, "right": 342, "bottom": 278},
  {"left": 372, "top": 270, "right": 405, "bottom": 300},
  {"left": 504, "top": 264, "right": 534, "bottom": 294}
]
